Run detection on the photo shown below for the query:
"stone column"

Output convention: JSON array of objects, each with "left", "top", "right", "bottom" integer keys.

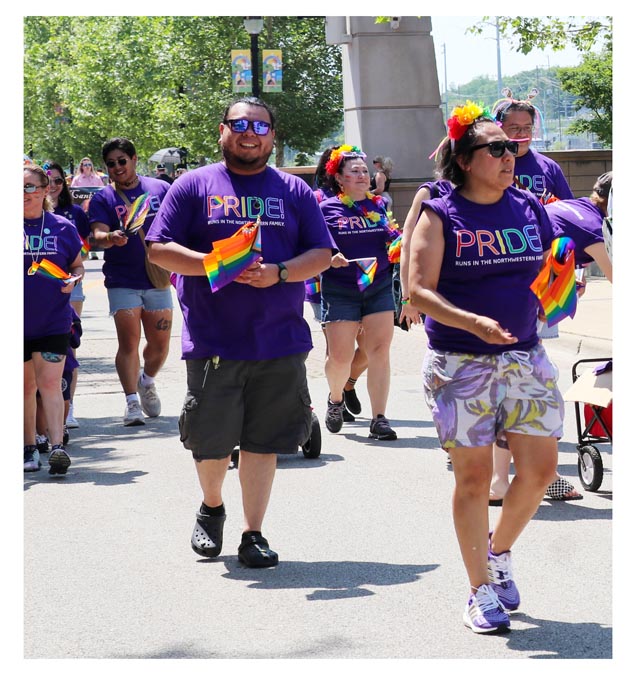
[{"left": 326, "top": 16, "right": 446, "bottom": 222}]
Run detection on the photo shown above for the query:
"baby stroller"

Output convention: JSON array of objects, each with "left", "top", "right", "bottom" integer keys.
[
  {"left": 231, "top": 412, "right": 322, "bottom": 468},
  {"left": 566, "top": 358, "right": 613, "bottom": 492}
]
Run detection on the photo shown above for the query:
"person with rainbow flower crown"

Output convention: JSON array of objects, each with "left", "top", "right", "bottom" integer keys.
[
  {"left": 409, "top": 101, "right": 564, "bottom": 634},
  {"left": 319, "top": 144, "right": 400, "bottom": 441}
]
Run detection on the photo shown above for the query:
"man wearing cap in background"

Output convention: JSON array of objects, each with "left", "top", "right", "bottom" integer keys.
[{"left": 155, "top": 164, "right": 174, "bottom": 185}]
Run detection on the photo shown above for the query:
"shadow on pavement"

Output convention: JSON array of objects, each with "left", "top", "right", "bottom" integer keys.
[{"left": 218, "top": 559, "right": 438, "bottom": 600}]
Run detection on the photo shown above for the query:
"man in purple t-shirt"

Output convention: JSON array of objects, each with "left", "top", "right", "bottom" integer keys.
[
  {"left": 89, "top": 137, "right": 173, "bottom": 427},
  {"left": 495, "top": 100, "right": 574, "bottom": 203},
  {"left": 146, "top": 97, "right": 334, "bottom": 568}
]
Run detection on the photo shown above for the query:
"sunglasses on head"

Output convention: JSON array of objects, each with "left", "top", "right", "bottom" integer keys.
[
  {"left": 224, "top": 118, "right": 271, "bottom": 135},
  {"left": 50, "top": 177, "right": 65, "bottom": 186},
  {"left": 471, "top": 140, "right": 519, "bottom": 158},
  {"left": 24, "top": 183, "right": 45, "bottom": 193},
  {"left": 105, "top": 157, "right": 129, "bottom": 168}
]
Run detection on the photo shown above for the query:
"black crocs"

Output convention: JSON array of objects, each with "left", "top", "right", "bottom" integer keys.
[
  {"left": 191, "top": 510, "right": 226, "bottom": 558},
  {"left": 238, "top": 532, "right": 279, "bottom": 568}
]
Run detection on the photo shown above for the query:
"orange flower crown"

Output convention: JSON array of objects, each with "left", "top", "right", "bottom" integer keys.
[{"left": 428, "top": 100, "right": 494, "bottom": 160}]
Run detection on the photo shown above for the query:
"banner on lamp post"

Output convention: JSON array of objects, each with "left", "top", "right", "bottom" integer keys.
[
  {"left": 262, "top": 49, "right": 282, "bottom": 92},
  {"left": 231, "top": 49, "right": 252, "bottom": 93}
]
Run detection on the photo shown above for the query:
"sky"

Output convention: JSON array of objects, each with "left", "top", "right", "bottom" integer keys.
[{"left": 429, "top": 16, "right": 588, "bottom": 89}]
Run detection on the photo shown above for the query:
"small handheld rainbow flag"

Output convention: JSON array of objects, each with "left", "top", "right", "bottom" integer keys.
[
  {"left": 80, "top": 237, "right": 91, "bottom": 256},
  {"left": 530, "top": 236, "right": 577, "bottom": 327},
  {"left": 123, "top": 192, "right": 152, "bottom": 235},
  {"left": 28, "top": 259, "right": 81, "bottom": 285},
  {"left": 351, "top": 257, "right": 378, "bottom": 292},
  {"left": 387, "top": 233, "right": 402, "bottom": 263},
  {"left": 202, "top": 221, "right": 262, "bottom": 293},
  {"left": 304, "top": 277, "right": 320, "bottom": 296}
]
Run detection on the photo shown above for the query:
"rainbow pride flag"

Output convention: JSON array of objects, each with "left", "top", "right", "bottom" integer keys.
[
  {"left": 202, "top": 221, "right": 262, "bottom": 293},
  {"left": 352, "top": 257, "right": 378, "bottom": 292},
  {"left": 387, "top": 233, "right": 402, "bottom": 263},
  {"left": 530, "top": 236, "right": 577, "bottom": 327},
  {"left": 80, "top": 237, "right": 91, "bottom": 255},
  {"left": 29, "top": 258, "right": 81, "bottom": 285},
  {"left": 123, "top": 192, "right": 152, "bottom": 235},
  {"left": 304, "top": 277, "right": 320, "bottom": 296}
]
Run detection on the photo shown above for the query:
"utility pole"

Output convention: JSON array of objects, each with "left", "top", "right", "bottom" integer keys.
[{"left": 495, "top": 17, "right": 502, "bottom": 96}]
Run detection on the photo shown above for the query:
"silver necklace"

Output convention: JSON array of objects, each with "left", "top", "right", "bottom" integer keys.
[{"left": 24, "top": 212, "right": 45, "bottom": 274}]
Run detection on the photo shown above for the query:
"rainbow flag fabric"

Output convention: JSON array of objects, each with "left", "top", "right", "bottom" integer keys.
[
  {"left": 353, "top": 257, "right": 378, "bottom": 292},
  {"left": 123, "top": 192, "right": 152, "bottom": 235},
  {"left": 80, "top": 237, "right": 91, "bottom": 255},
  {"left": 29, "top": 259, "right": 80, "bottom": 285},
  {"left": 202, "top": 221, "right": 262, "bottom": 293},
  {"left": 304, "top": 277, "right": 320, "bottom": 296},
  {"left": 530, "top": 236, "right": 577, "bottom": 327},
  {"left": 387, "top": 233, "right": 402, "bottom": 264}
]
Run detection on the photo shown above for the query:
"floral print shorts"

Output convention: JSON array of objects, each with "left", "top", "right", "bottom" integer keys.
[{"left": 422, "top": 344, "right": 564, "bottom": 450}]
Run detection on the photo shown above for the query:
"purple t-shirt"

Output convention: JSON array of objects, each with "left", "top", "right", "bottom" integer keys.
[
  {"left": 54, "top": 203, "right": 91, "bottom": 241},
  {"left": 422, "top": 187, "right": 554, "bottom": 354},
  {"left": 319, "top": 195, "right": 394, "bottom": 288},
  {"left": 24, "top": 212, "right": 82, "bottom": 339},
  {"left": 514, "top": 149, "right": 574, "bottom": 202},
  {"left": 416, "top": 180, "right": 454, "bottom": 220},
  {"left": 88, "top": 176, "right": 170, "bottom": 289},
  {"left": 146, "top": 163, "right": 335, "bottom": 361},
  {"left": 544, "top": 197, "right": 605, "bottom": 267}
]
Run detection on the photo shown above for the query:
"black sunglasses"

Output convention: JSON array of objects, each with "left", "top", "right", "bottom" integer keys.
[
  {"left": 224, "top": 118, "right": 271, "bottom": 135},
  {"left": 471, "top": 140, "right": 519, "bottom": 158},
  {"left": 50, "top": 177, "right": 65, "bottom": 186},
  {"left": 105, "top": 157, "right": 129, "bottom": 168}
]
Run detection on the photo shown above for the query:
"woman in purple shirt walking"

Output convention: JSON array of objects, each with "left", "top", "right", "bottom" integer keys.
[{"left": 409, "top": 102, "right": 564, "bottom": 634}]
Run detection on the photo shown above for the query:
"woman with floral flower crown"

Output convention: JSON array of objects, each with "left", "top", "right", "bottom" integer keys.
[
  {"left": 409, "top": 102, "right": 564, "bottom": 634},
  {"left": 319, "top": 145, "right": 399, "bottom": 441}
]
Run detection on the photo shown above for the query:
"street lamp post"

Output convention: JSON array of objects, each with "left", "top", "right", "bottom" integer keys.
[{"left": 244, "top": 17, "right": 264, "bottom": 98}]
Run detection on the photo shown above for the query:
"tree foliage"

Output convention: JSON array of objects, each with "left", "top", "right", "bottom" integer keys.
[
  {"left": 23, "top": 16, "right": 343, "bottom": 168},
  {"left": 558, "top": 46, "right": 612, "bottom": 146},
  {"left": 469, "top": 16, "right": 612, "bottom": 54}
]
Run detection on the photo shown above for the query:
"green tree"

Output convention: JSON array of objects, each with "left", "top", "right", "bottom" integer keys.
[
  {"left": 557, "top": 47, "right": 612, "bottom": 146},
  {"left": 24, "top": 16, "right": 343, "bottom": 168}
]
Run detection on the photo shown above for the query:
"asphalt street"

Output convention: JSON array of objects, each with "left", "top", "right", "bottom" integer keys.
[{"left": 21, "top": 259, "right": 615, "bottom": 666}]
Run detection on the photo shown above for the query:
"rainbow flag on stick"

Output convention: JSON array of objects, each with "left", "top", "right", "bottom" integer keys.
[
  {"left": 530, "top": 236, "right": 577, "bottom": 327},
  {"left": 350, "top": 257, "right": 378, "bottom": 292},
  {"left": 202, "top": 221, "right": 262, "bottom": 293},
  {"left": 304, "top": 277, "right": 320, "bottom": 296},
  {"left": 387, "top": 233, "right": 402, "bottom": 263},
  {"left": 123, "top": 192, "right": 152, "bottom": 235},
  {"left": 29, "top": 259, "right": 81, "bottom": 285}
]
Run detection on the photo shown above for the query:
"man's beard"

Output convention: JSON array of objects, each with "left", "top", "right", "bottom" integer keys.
[{"left": 221, "top": 145, "right": 271, "bottom": 173}]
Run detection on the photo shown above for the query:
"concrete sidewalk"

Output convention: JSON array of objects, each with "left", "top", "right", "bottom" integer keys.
[{"left": 22, "top": 262, "right": 613, "bottom": 661}]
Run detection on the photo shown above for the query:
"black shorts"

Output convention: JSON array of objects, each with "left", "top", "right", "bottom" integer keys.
[
  {"left": 24, "top": 333, "right": 71, "bottom": 362},
  {"left": 179, "top": 353, "right": 312, "bottom": 460}
]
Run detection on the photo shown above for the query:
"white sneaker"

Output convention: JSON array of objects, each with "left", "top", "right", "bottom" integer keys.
[
  {"left": 66, "top": 403, "right": 79, "bottom": 429},
  {"left": 137, "top": 375, "right": 161, "bottom": 417},
  {"left": 123, "top": 399, "right": 145, "bottom": 426}
]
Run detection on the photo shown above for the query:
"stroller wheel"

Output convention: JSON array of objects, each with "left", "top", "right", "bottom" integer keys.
[
  {"left": 301, "top": 413, "right": 322, "bottom": 459},
  {"left": 578, "top": 445, "right": 603, "bottom": 492}
]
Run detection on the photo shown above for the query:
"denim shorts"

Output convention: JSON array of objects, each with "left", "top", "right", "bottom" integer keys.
[
  {"left": 321, "top": 274, "right": 394, "bottom": 323},
  {"left": 107, "top": 287, "right": 173, "bottom": 315},
  {"left": 70, "top": 279, "right": 85, "bottom": 302},
  {"left": 422, "top": 343, "right": 564, "bottom": 450},
  {"left": 179, "top": 353, "right": 313, "bottom": 459}
]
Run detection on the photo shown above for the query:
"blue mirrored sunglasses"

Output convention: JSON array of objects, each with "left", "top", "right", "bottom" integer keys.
[{"left": 224, "top": 118, "right": 271, "bottom": 135}]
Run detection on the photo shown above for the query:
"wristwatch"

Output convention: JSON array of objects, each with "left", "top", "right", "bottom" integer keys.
[{"left": 277, "top": 262, "right": 289, "bottom": 283}]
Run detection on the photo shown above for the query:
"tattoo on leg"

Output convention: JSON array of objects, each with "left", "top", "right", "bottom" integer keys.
[
  {"left": 156, "top": 318, "right": 172, "bottom": 331},
  {"left": 41, "top": 352, "right": 64, "bottom": 363}
]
